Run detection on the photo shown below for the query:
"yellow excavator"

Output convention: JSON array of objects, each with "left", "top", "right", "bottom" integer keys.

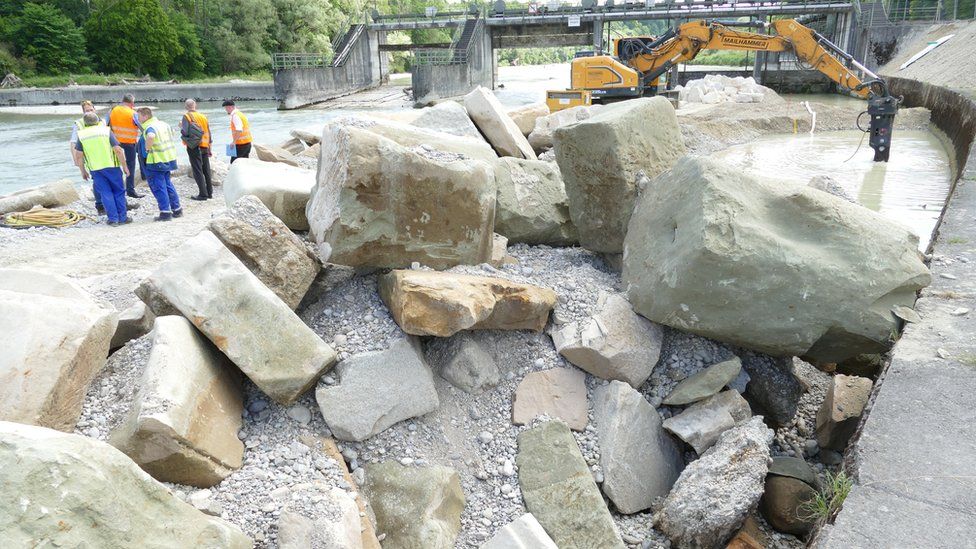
[{"left": 546, "top": 19, "right": 898, "bottom": 161}]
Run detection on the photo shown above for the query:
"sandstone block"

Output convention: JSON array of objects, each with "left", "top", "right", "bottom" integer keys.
[
  {"left": 507, "top": 102, "right": 550, "bottom": 136},
  {"left": 623, "top": 156, "right": 930, "bottom": 363},
  {"left": 224, "top": 158, "right": 316, "bottom": 231},
  {"left": 555, "top": 97, "right": 684, "bottom": 253},
  {"left": 816, "top": 373, "right": 873, "bottom": 451},
  {"left": 512, "top": 368, "right": 588, "bottom": 431},
  {"left": 551, "top": 291, "right": 662, "bottom": 387},
  {"left": 326, "top": 115, "right": 497, "bottom": 163},
  {"left": 594, "top": 381, "right": 684, "bottom": 513},
  {"left": 363, "top": 462, "right": 465, "bottom": 549},
  {"left": 254, "top": 142, "right": 301, "bottom": 167},
  {"left": 0, "top": 179, "right": 79, "bottom": 215},
  {"left": 482, "top": 513, "right": 557, "bottom": 549},
  {"left": 379, "top": 270, "right": 556, "bottom": 337},
  {"left": 655, "top": 417, "right": 773, "bottom": 548},
  {"left": 494, "top": 157, "right": 578, "bottom": 246},
  {"left": 0, "top": 269, "right": 117, "bottom": 431},
  {"left": 411, "top": 101, "right": 483, "bottom": 139},
  {"left": 209, "top": 194, "right": 320, "bottom": 310},
  {"left": 278, "top": 487, "right": 363, "bottom": 549},
  {"left": 138, "top": 231, "right": 336, "bottom": 404},
  {"left": 527, "top": 104, "right": 601, "bottom": 153},
  {"left": 517, "top": 421, "right": 625, "bottom": 549},
  {"left": 308, "top": 124, "right": 496, "bottom": 269},
  {"left": 0, "top": 421, "right": 251, "bottom": 547},
  {"left": 110, "top": 316, "right": 244, "bottom": 487},
  {"left": 464, "top": 86, "right": 535, "bottom": 159},
  {"left": 316, "top": 337, "right": 438, "bottom": 442}
]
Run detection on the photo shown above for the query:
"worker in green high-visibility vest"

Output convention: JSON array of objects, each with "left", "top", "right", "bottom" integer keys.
[
  {"left": 136, "top": 106, "right": 181, "bottom": 222},
  {"left": 73, "top": 112, "right": 131, "bottom": 225}
]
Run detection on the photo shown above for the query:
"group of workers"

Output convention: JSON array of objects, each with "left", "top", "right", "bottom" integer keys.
[{"left": 70, "top": 94, "right": 253, "bottom": 225}]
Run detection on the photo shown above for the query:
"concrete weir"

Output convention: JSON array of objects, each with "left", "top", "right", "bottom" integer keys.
[
  {"left": 0, "top": 82, "right": 275, "bottom": 106},
  {"left": 817, "top": 79, "right": 976, "bottom": 547}
]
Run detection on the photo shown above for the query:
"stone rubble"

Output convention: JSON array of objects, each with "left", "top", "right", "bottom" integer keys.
[
  {"left": 676, "top": 74, "right": 775, "bottom": 105},
  {"left": 78, "top": 269, "right": 155, "bottom": 349}
]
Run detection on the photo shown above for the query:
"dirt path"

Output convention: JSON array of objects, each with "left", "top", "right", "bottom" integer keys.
[{"left": 0, "top": 173, "right": 225, "bottom": 278}]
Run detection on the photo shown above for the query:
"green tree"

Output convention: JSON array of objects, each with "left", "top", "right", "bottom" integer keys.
[
  {"left": 199, "top": 0, "right": 275, "bottom": 73},
  {"left": 168, "top": 9, "right": 204, "bottom": 77},
  {"left": 84, "top": 0, "right": 181, "bottom": 77},
  {"left": 9, "top": 3, "right": 88, "bottom": 74},
  {"left": 272, "top": 0, "right": 342, "bottom": 55}
]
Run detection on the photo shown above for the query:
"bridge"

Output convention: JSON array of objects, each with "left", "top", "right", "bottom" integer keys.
[{"left": 273, "top": 0, "right": 871, "bottom": 109}]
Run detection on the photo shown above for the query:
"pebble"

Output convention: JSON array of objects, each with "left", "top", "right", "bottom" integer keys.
[{"left": 286, "top": 405, "right": 312, "bottom": 425}]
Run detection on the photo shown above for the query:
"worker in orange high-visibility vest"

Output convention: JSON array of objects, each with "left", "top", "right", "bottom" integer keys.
[
  {"left": 105, "top": 93, "right": 145, "bottom": 198},
  {"left": 222, "top": 99, "right": 251, "bottom": 163},
  {"left": 181, "top": 98, "right": 213, "bottom": 200}
]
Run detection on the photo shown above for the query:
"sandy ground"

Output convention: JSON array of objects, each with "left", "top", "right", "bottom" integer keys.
[
  {"left": 0, "top": 171, "right": 226, "bottom": 278},
  {"left": 880, "top": 20, "right": 976, "bottom": 92}
]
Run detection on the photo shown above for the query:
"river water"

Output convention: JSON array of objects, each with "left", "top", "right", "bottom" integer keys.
[
  {"left": 0, "top": 65, "right": 953, "bottom": 248},
  {"left": 712, "top": 129, "right": 952, "bottom": 248}
]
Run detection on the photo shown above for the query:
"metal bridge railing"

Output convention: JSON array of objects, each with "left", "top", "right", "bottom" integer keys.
[
  {"left": 413, "top": 16, "right": 484, "bottom": 66},
  {"left": 271, "top": 53, "right": 332, "bottom": 70}
]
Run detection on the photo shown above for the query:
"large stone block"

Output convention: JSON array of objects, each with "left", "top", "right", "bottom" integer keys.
[
  {"left": 623, "top": 156, "right": 931, "bottom": 363},
  {"left": 593, "top": 381, "right": 684, "bottom": 513},
  {"left": 0, "top": 179, "right": 79, "bottom": 215},
  {"left": 253, "top": 142, "right": 301, "bottom": 167},
  {"left": 0, "top": 269, "right": 117, "bottom": 431},
  {"left": 0, "top": 421, "right": 251, "bottom": 548},
  {"left": 316, "top": 337, "right": 438, "bottom": 442},
  {"left": 138, "top": 231, "right": 336, "bottom": 404},
  {"left": 494, "top": 157, "right": 578, "bottom": 246},
  {"left": 655, "top": 417, "right": 773, "bottom": 548},
  {"left": 410, "top": 101, "right": 484, "bottom": 139},
  {"left": 325, "top": 115, "right": 497, "bottom": 163},
  {"left": 464, "top": 86, "right": 536, "bottom": 159},
  {"left": 555, "top": 97, "right": 685, "bottom": 253},
  {"left": 209, "top": 194, "right": 320, "bottom": 310},
  {"left": 508, "top": 102, "right": 550, "bottom": 136},
  {"left": 363, "top": 462, "right": 465, "bottom": 549},
  {"left": 308, "top": 124, "right": 496, "bottom": 269},
  {"left": 517, "top": 421, "right": 625, "bottom": 549},
  {"left": 551, "top": 291, "right": 662, "bottom": 387},
  {"left": 527, "top": 104, "right": 601, "bottom": 153},
  {"left": 110, "top": 316, "right": 244, "bottom": 487},
  {"left": 379, "top": 270, "right": 556, "bottom": 337},
  {"left": 224, "top": 158, "right": 316, "bottom": 231}
]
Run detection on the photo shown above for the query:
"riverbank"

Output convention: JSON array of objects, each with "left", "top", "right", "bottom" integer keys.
[{"left": 0, "top": 81, "right": 276, "bottom": 107}]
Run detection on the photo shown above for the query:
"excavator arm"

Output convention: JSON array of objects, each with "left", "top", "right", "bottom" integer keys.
[{"left": 606, "top": 19, "right": 898, "bottom": 161}]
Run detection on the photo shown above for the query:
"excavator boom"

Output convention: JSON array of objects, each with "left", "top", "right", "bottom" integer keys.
[{"left": 549, "top": 18, "right": 898, "bottom": 161}]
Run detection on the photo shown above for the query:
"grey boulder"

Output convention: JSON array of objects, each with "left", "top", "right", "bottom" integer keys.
[
  {"left": 424, "top": 333, "right": 502, "bottom": 394},
  {"left": 551, "top": 291, "right": 662, "bottom": 388},
  {"left": 663, "top": 357, "right": 742, "bottom": 406},
  {"left": 655, "top": 416, "right": 773, "bottom": 549},
  {"left": 410, "top": 101, "right": 484, "bottom": 139},
  {"left": 0, "top": 179, "right": 79, "bottom": 214},
  {"left": 316, "top": 337, "right": 438, "bottom": 441},
  {"left": 209, "top": 194, "right": 320, "bottom": 310},
  {"left": 593, "top": 381, "right": 684, "bottom": 513},
  {"left": 493, "top": 157, "right": 578, "bottom": 246},
  {"left": 555, "top": 97, "right": 685, "bottom": 253},
  {"left": 623, "top": 156, "right": 931, "bottom": 363}
]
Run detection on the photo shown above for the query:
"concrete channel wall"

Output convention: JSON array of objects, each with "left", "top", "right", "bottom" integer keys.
[
  {"left": 274, "top": 30, "right": 382, "bottom": 110},
  {"left": 0, "top": 82, "right": 275, "bottom": 107},
  {"left": 411, "top": 30, "right": 493, "bottom": 106},
  {"left": 816, "top": 80, "right": 976, "bottom": 547}
]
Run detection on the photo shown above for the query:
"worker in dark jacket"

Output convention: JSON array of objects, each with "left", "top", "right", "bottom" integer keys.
[{"left": 181, "top": 99, "right": 213, "bottom": 200}]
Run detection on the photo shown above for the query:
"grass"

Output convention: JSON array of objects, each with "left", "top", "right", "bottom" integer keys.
[
  {"left": 17, "top": 72, "right": 272, "bottom": 88},
  {"left": 799, "top": 470, "right": 854, "bottom": 526},
  {"left": 947, "top": 236, "right": 968, "bottom": 244}
]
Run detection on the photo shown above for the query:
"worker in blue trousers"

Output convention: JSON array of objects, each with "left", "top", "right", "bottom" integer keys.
[
  {"left": 69, "top": 100, "right": 105, "bottom": 213},
  {"left": 74, "top": 112, "right": 131, "bottom": 225},
  {"left": 135, "top": 107, "right": 181, "bottom": 221}
]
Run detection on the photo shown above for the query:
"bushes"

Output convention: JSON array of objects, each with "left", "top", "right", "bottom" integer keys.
[
  {"left": 7, "top": 3, "right": 89, "bottom": 74},
  {"left": 84, "top": 0, "right": 181, "bottom": 77}
]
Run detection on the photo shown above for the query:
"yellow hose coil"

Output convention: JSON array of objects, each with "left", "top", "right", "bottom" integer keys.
[{"left": 1, "top": 207, "right": 88, "bottom": 229}]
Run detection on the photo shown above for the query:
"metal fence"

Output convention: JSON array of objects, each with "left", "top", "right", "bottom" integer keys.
[
  {"left": 271, "top": 53, "right": 332, "bottom": 70},
  {"left": 413, "top": 17, "right": 483, "bottom": 66}
]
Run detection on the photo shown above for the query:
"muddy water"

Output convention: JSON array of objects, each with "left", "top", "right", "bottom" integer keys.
[{"left": 711, "top": 129, "right": 953, "bottom": 249}]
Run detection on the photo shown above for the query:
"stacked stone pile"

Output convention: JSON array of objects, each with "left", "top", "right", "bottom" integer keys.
[
  {"left": 0, "top": 88, "right": 929, "bottom": 548},
  {"left": 675, "top": 74, "right": 776, "bottom": 105}
]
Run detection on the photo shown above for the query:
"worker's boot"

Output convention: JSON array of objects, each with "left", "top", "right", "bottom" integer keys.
[
  {"left": 171, "top": 208, "right": 183, "bottom": 219},
  {"left": 154, "top": 211, "right": 173, "bottom": 222},
  {"left": 127, "top": 190, "right": 145, "bottom": 199},
  {"left": 96, "top": 204, "right": 105, "bottom": 215}
]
